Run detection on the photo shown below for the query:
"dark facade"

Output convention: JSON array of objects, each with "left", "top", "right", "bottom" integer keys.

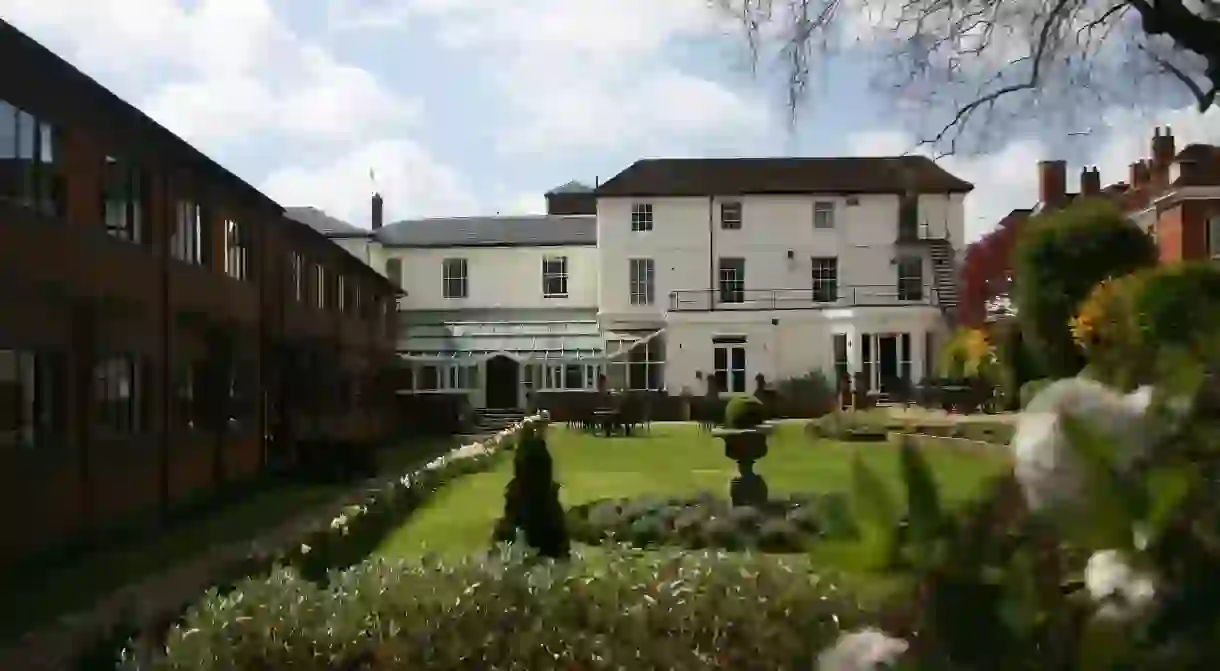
[{"left": 0, "top": 20, "right": 399, "bottom": 569}]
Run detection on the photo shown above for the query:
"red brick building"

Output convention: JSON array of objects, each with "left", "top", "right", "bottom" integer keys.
[
  {"left": 0, "top": 19, "right": 400, "bottom": 569},
  {"left": 961, "top": 127, "right": 1220, "bottom": 326},
  {"left": 1033, "top": 127, "right": 1220, "bottom": 261}
]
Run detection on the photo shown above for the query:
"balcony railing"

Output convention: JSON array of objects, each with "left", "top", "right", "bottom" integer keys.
[{"left": 668, "top": 284, "right": 939, "bottom": 312}]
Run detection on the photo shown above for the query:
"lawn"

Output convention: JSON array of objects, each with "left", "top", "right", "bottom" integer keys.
[
  {"left": 378, "top": 421, "right": 1010, "bottom": 559},
  {"left": 0, "top": 435, "right": 458, "bottom": 644}
]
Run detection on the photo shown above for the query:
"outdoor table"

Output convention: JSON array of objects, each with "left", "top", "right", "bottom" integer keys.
[{"left": 593, "top": 408, "right": 622, "bottom": 437}]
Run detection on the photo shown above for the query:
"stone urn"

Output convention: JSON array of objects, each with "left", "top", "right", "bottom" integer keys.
[{"left": 711, "top": 427, "right": 770, "bottom": 506}]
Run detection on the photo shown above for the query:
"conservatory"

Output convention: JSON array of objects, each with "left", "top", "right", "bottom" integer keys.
[{"left": 396, "top": 310, "right": 666, "bottom": 409}]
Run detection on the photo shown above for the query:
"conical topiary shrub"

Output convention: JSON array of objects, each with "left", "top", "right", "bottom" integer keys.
[{"left": 491, "top": 425, "right": 570, "bottom": 558}]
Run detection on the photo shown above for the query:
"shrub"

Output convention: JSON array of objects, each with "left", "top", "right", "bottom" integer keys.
[
  {"left": 939, "top": 327, "right": 996, "bottom": 380},
  {"left": 566, "top": 494, "right": 846, "bottom": 552},
  {"left": 773, "top": 369, "right": 836, "bottom": 418},
  {"left": 993, "top": 318, "right": 1041, "bottom": 410},
  {"left": 135, "top": 547, "right": 859, "bottom": 671},
  {"left": 807, "top": 410, "right": 892, "bottom": 441},
  {"left": 491, "top": 426, "right": 570, "bottom": 559},
  {"left": 1019, "top": 378, "right": 1052, "bottom": 408},
  {"left": 1013, "top": 199, "right": 1157, "bottom": 378},
  {"left": 1075, "top": 263, "right": 1220, "bottom": 388},
  {"left": 724, "top": 395, "right": 767, "bottom": 428}
]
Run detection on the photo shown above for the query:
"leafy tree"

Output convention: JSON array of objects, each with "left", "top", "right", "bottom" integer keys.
[
  {"left": 492, "top": 426, "right": 570, "bottom": 559},
  {"left": 1013, "top": 198, "right": 1157, "bottom": 378},
  {"left": 716, "top": 0, "right": 1219, "bottom": 154},
  {"left": 959, "top": 210, "right": 1028, "bottom": 327}
]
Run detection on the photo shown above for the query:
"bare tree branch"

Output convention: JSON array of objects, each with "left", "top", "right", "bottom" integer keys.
[{"left": 715, "top": 0, "right": 1220, "bottom": 155}]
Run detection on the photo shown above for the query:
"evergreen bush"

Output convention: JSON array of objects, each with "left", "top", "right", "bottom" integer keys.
[{"left": 491, "top": 426, "right": 570, "bottom": 559}]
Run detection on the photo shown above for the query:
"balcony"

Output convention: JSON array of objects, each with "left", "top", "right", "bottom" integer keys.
[{"left": 668, "top": 284, "right": 940, "bottom": 312}]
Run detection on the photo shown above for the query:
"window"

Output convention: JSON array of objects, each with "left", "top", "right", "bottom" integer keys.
[
  {"left": 314, "top": 264, "right": 327, "bottom": 309},
  {"left": 385, "top": 258, "right": 403, "bottom": 288},
  {"left": 832, "top": 334, "right": 849, "bottom": 387},
  {"left": 713, "top": 338, "right": 747, "bottom": 393},
  {"left": 102, "top": 156, "right": 146, "bottom": 244},
  {"left": 899, "top": 333, "right": 913, "bottom": 382},
  {"left": 0, "top": 101, "right": 63, "bottom": 217},
  {"left": 720, "top": 201, "right": 742, "bottom": 229},
  {"left": 627, "top": 336, "right": 665, "bottom": 390},
  {"left": 1208, "top": 215, "right": 1220, "bottom": 259},
  {"left": 418, "top": 365, "right": 439, "bottom": 391},
  {"left": 897, "top": 256, "right": 924, "bottom": 301},
  {"left": 442, "top": 258, "right": 468, "bottom": 299},
  {"left": 542, "top": 256, "right": 568, "bottom": 298},
  {"left": 228, "top": 362, "right": 257, "bottom": 428},
  {"left": 631, "top": 202, "right": 653, "bottom": 232},
  {"left": 629, "top": 258, "right": 655, "bottom": 305},
  {"left": 336, "top": 275, "right": 347, "bottom": 312},
  {"left": 0, "top": 348, "right": 60, "bottom": 450},
  {"left": 813, "top": 201, "right": 835, "bottom": 229},
  {"left": 898, "top": 193, "right": 920, "bottom": 240},
  {"left": 94, "top": 355, "right": 140, "bottom": 435},
  {"left": 811, "top": 256, "right": 839, "bottom": 302},
  {"left": 174, "top": 361, "right": 199, "bottom": 430},
  {"left": 171, "top": 200, "right": 205, "bottom": 265},
  {"left": 290, "top": 253, "right": 305, "bottom": 302},
  {"left": 718, "top": 257, "right": 745, "bottom": 304},
  {"left": 224, "top": 219, "right": 249, "bottom": 280}
]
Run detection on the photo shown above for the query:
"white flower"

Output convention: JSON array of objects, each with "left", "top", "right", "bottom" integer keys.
[
  {"left": 330, "top": 514, "right": 349, "bottom": 530},
  {"left": 1085, "top": 549, "right": 1158, "bottom": 622},
  {"left": 300, "top": 544, "right": 311, "bottom": 554},
  {"left": 1012, "top": 378, "right": 1156, "bottom": 514},
  {"left": 817, "top": 628, "right": 909, "bottom": 671}
]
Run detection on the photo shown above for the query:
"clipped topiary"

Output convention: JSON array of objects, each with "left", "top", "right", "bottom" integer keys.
[
  {"left": 491, "top": 426, "right": 570, "bottom": 559},
  {"left": 724, "top": 395, "right": 767, "bottom": 428}
]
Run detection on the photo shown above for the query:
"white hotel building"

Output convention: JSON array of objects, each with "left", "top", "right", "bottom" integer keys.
[{"left": 289, "top": 157, "right": 972, "bottom": 410}]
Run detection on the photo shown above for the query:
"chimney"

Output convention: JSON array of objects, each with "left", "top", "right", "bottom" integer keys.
[
  {"left": 1080, "top": 166, "right": 1101, "bottom": 196},
  {"left": 371, "top": 192, "right": 384, "bottom": 230},
  {"left": 1129, "top": 161, "right": 1151, "bottom": 189},
  {"left": 1038, "top": 160, "right": 1067, "bottom": 208},
  {"left": 1151, "top": 126, "right": 1176, "bottom": 184}
]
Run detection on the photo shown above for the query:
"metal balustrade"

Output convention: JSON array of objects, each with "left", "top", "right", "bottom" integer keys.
[{"left": 667, "top": 284, "right": 940, "bottom": 312}]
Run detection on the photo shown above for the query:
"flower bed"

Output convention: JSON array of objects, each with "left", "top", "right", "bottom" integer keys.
[{"left": 566, "top": 492, "right": 857, "bottom": 552}]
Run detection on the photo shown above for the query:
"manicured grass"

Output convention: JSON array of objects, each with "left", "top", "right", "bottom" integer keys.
[
  {"left": 0, "top": 436, "right": 457, "bottom": 644},
  {"left": 378, "top": 421, "right": 1010, "bottom": 559}
]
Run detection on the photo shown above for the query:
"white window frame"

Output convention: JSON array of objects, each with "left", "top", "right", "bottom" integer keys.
[
  {"left": 171, "top": 200, "right": 203, "bottom": 264},
  {"left": 442, "top": 257, "right": 468, "bottom": 299},
  {"left": 336, "top": 275, "right": 347, "bottom": 312},
  {"left": 606, "top": 336, "right": 665, "bottom": 391},
  {"left": 291, "top": 253, "right": 304, "bottom": 302},
  {"left": 542, "top": 255, "right": 569, "bottom": 298},
  {"left": 385, "top": 258, "right": 403, "bottom": 289},
  {"left": 629, "top": 258, "right": 655, "bottom": 305},
  {"left": 223, "top": 218, "right": 248, "bottom": 281},
  {"left": 314, "top": 263, "right": 326, "bottom": 309},
  {"left": 713, "top": 342, "right": 747, "bottom": 393},
  {"left": 811, "top": 256, "right": 838, "bottom": 303},
  {"left": 896, "top": 256, "right": 924, "bottom": 301},
  {"left": 717, "top": 257, "right": 745, "bottom": 304},
  {"left": 1208, "top": 214, "right": 1220, "bottom": 260},
  {"left": 630, "top": 202, "right": 653, "bottom": 232},
  {"left": 813, "top": 201, "right": 835, "bottom": 229},
  {"left": 720, "top": 201, "right": 742, "bottom": 229}
]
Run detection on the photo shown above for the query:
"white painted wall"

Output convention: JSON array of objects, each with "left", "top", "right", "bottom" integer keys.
[
  {"left": 384, "top": 245, "right": 599, "bottom": 310},
  {"left": 596, "top": 193, "right": 965, "bottom": 321},
  {"left": 663, "top": 306, "right": 949, "bottom": 394}
]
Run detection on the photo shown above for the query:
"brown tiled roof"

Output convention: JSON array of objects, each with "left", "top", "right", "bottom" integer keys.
[{"left": 595, "top": 156, "right": 974, "bottom": 197}]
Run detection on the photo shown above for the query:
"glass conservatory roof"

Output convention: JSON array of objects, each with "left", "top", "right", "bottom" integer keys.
[{"left": 399, "top": 317, "right": 606, "bottom": 361}]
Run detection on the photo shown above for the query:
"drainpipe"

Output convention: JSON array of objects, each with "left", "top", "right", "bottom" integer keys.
[
  {"left": 707, "top": 196, "right": 715, "bottom": 311},
  {"left": 158, "top": 176, "right": 171, "bottom": 520}
]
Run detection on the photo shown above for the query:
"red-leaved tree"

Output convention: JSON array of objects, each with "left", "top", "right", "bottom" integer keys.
[{"left": 959, "top": 210, "right": 1029, "bottom": 327}]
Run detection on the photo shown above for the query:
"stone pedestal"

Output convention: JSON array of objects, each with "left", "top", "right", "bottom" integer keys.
[{"left": 711, "top": 428, "right": 770, "bottom": 506}]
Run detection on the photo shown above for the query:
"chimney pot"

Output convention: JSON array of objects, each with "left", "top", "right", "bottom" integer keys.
[
  {"left": 1081, "top": 166, "right": 1101, "bottom": 196},
  {"left": 1151, "top": 126, "right": 1176, "bottom": 185},
  {"left": 371, "top": 192, "right": 384, "bottom": 230}
]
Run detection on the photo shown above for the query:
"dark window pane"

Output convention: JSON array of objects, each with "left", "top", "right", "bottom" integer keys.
[
  {"left": 713, "top": 347, "right": 727, "bottom": 370},
  {"left": 730, "top": 347, "right": 745, "bottom": 369}
]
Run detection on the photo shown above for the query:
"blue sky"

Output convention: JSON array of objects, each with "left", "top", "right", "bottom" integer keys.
[{"left": 3, "top": 0, "right": 1217, "bottom": 241}]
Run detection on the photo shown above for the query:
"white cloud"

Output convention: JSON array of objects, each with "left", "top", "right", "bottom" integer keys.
[
  {"left": 3, "top": 0, "right": 419, "bottom": 146},
  {"left": 848, "top": 103, "right": 1220, "bottom": 243},
  {"left": 261, "top": 139, "right": 478, "bottom": 225},
  {"left": 404, "top": 0, "right": 770, "bottom": 154}
]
